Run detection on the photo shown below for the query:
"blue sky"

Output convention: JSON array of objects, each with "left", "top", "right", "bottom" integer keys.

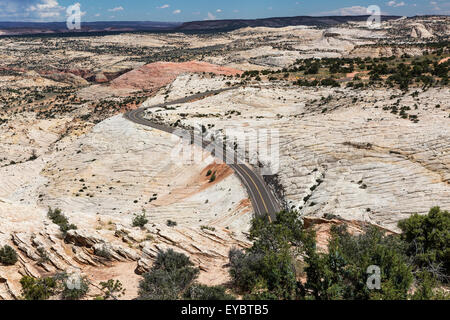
[{"left": 0, "top": 0, "right": 448, "bottom": 22}]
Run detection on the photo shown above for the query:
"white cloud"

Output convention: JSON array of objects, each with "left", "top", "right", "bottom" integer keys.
[
  {"left": 387, "top": 1, "right": 406, "bottom": 7},
  {"left": 157, "top": 4, "right": 170, "bottom": 9},
  {"left": 320, "top": 6, "right": 375, "bottom": 16},
  {"left": 25, "top": 0, "right": 65, "bottom": 19},
  {"left": 108, "top": 6, "right": 124, "bottom": 12},
  {"left": 216, "top": 9, "right": 222, "bottom": 13},
  {"left": 26, "top": 0, "right": 57, "bottom": 12},
  {"left": 339, "top": 6, "right": 370, "bottom": 15},
  {"left": 173, "top": 9, "right": 181, "bottom": 14}
]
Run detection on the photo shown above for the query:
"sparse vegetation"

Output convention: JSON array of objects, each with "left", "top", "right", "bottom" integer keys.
[
  {"left": 184, "top": 284, "right": 235, "bottom": 300},
  {"left": 20, "top": 276, "right": 58, "bottom": 300},
  {"left": 209, "top": 171, "right": 217, "bottom": 183},
  {"left": 200, "top": 225, "right": 216, "bottom": 232},
  {"left": 56, "top": 272, "right": 90, "bottom": 300},
  {"left": 0, "top": 245, "right": 18, "bottom": 266},
  {"left": 166, "top": 220, "right": 177, "bottom": 227},
  {"left": 94, "top": 244, "right": 112, "bottom": 260},
  {"left": 138, "top": 249, "right": 199, "bottom": 300},
  {"left": 99, "top": 279, "right": 126, "bottom": 300},
  {"left": 47, "top": 207, "right": 77, "bottom": 235},
  {"left": 138, "top": 249, "right": 232, "bottom": 300},
  {"left": 132, "top": 210, "right": 149, "bottom": 228},
  {"left": 278, "top": 50, "right": 449, "bottom": 90},
  {"left": 398, "top": 207, "right": 450, "bottom": 279}
]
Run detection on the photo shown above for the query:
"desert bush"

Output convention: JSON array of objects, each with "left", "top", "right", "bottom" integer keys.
[
  {"left": 229, "top": 247, "right": 297, "bottom": 300},
  {"left": 47, "top": 207, "right": 77, "bottom": 234},
  {"left": 303, "top": 225, "right": 413, "bottom": 300},
  {"left": 166, "top": 220, "right": 177, "bottom": 227},
  {"left": 305, "top": 62, "right": 320, "bottom": 74},
  {"left": 37, "top": 247, "right": 50, "bottom": 264},
  {"left": 0, "top": 245, "right": 18, "bottom": 266},
  {"left": 20, "top": 276, "right": 57, "bottom": 300},
  {"left": 398, "top": 206, "right": 450, "bottom": 279},
  {"left": 94, "top": 244, "right": 112, "bottom": 260},
  {"left": 132, "top": 210, "right": 149, "bottom": 228},
  {"left": 410, "top": 270, "right": 449, "bottom": 300},
  {"left": 320, "top": 78, "right": 340, "bottom": 87},
  {"left": 200, "top": 225, "right": 216, "bottom": 232},
  {"left": 228, "top": 211, "right": 305, "bottom": 299},
  {"left": 183, "top": 284, "right": 235, "bottom": 300},
  {"left": 56, "top": 273, "right": 90, "bottom": 300},
  {"left": 228, "top": 207, "right": 449, "bottom": 300},
  {"left": 229, "top": 248, "right": 263, "bottom": 292},
  {"left": 138, "top": 249, "right": 236, "bottom": 300},
  {"left": 138, "top": 249, "right": 199, "bottom": 300},
  {"left": 209, "top": 171, "right": 216, "bottom": 183},
  {"left": 99, "top": 279, "right": 126, "bottom": 300}
]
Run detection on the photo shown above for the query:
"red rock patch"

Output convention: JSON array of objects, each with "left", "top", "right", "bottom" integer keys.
[{"left": 110, "top": 61, "right": 242, "bottom": 93}]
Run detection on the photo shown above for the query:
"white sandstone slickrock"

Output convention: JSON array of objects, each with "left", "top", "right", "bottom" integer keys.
[
  {"left": 143, "top": 80, "right": 449, "bottom": 232},
  {"left": 0, "top": 113, "right": 252, "bottom": 299}
]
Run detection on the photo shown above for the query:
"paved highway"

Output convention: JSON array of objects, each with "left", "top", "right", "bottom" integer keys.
[{"left": 124, "top": 87, "right": 280, "bottom": 221}]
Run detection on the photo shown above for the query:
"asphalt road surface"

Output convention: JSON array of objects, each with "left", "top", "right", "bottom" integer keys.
[{"left": 124, "top": 87, "right": 280, "bottom": 221}]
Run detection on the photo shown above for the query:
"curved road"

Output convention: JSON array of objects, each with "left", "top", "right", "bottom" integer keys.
[{"left": 124, "top": 87, "right": 280, "bottom": 221}]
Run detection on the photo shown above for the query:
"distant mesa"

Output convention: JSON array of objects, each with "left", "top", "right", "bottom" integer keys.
[
  {"left": 0, "top": 16, "right": 406, "bottom": 36},
  {"left": 0, "top": 21, "right": 181, "bottom": 36},
  {"left": 175, "top": 15, "right": 403, "bottom": 31}
]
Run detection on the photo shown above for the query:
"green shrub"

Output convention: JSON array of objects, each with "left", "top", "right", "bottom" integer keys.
[
  {"left": 94, "top": 244, "right": 112, "bottom": 260},
  {"left": 99, "top": 279, "right": 126, "bottom": 300},
  {"left": 184, "top": 284, "right": 235, "bottom": 300},
  {"left": 398, "top": 207, "right": 450, "bottom": 277},
  {"left": 200, "top": 225, "right": 216, "bottom": 232},
  {"left": 229, "top": 247, "right": 297, "bottom": 300},
  {"left": 37, "top": 247, "right": 50, "bottom": 264},
  {"left": 228, "top": 207, "right": 450, "bottom": 300},
  {"left": 0, "top": 245, "right": 18, "bottom": 266},
  {"left": 410, "top": 271, "right": 450, "bottom": 300},
  {"left": 305, "top": 63, "right": 319, "bottom": 74},
  {"left": 228, "top": 211, "right": 305, "bottom": 299},
  {"left": 57, "top": 273, "right": 90, "bottom": 300},
  {"left": 132, "top": 210, "right": 149, "bottom": 228},
  {"left": 138, "top": 249, "right": 235, "bottom": 300},
  {"left": 166, "top": 220, "right": 177, "bottom": 227},
  {"left": 303, "top": 225, "right": 413, "bottom": 300},
  {"left": 20, "top": 276, "right": 57, "bottom": 300},
  {"left": 229, "top": 249, "right": 263, "bottom": 292},
  {"left": 47, "top": 207, "right": 77, "bottom": 235},
  {"left": 320, "top": 78, "right": 340, "bottom": 87},
  {"left": 138, "top": 249, "right": 199, "bottom": 300}
]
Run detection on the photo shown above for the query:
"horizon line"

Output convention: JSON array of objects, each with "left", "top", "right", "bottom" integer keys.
[{"left": 3, "top": 13, "right": 447, "bottom": 24}]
